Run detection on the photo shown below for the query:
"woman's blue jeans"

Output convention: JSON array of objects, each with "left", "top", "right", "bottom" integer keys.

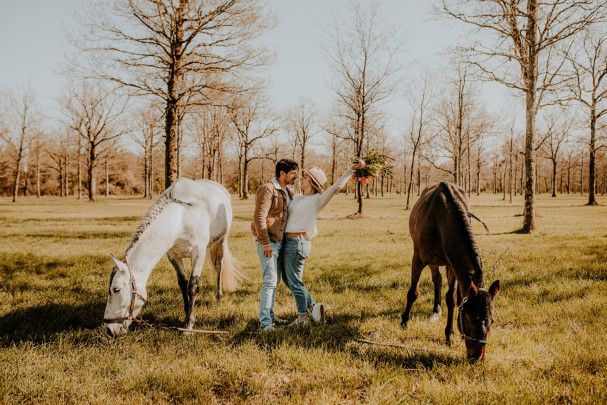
[{"left": 283, "top": 236, "right": 316, "bottom": 316}]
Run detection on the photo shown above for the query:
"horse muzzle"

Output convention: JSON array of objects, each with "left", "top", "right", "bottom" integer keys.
[
  {"left": 466, "top": 343, "right": 486, "bottom": 361},
  {"left": 105, "top": 322, "right": 128, "bottom": 337}
]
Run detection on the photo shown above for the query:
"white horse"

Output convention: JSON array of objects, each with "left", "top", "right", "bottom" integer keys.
[{"left": 103, "top": 178, "right": 241, "bottom": 336}]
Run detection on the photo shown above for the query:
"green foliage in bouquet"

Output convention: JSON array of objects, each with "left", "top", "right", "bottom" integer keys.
[
  {"left": 352, "top": 150, "right": 387, "bottom": 182},
  {"left": 381, "top": 164, "right": 394, "bottom": 178}
]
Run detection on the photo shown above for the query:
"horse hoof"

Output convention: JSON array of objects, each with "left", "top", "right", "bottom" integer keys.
[{"left": 429, "top": 312, "right": 441, "bottom": 322}]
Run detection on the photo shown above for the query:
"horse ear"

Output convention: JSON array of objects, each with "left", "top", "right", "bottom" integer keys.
[
  {"left": 489, "top": 280, "right": 500, "bottom": 299},
  {"left": 469, "top": 281, "right": 478, "bottom": 297},
  {"left": 110, "top": 254, "right": 127, "bottom": 273}
]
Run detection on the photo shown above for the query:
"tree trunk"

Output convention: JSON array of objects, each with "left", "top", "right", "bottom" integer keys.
[
  {"left": 551, "top": 159, "right": 557, "bottom": 197},
  {"left": 12, "top": 144, "right": 24, "bottom": 203},
  {"left": 580, "top": 155, "right": 584, "bottom": 195},
  {"left": 587, "top": 107, "right": 597, "bottom": 205},
  {"left": 242, "top": 144, "right": 249, "bottom": 199},
  {"left": 405, "top": 148, "right": 417, "bottom": 210},
  {"left": 521, "top": 0, "right": 538, "bottom": 233},
  {"left": 36, "top": 148, "right": 41, "bottom": 198},
  {"left": 88, "top": 143, "right": 96, "bottom": 202},
  {"left": 78, "top": 141, "right": 82, "bottom": 200},
  {"left": 567, "top": 163, "right": 571, "bottom": 194},
  {"left": 163, "top": 2, "right": 184, "bottom": 189},
  {"left": 144, "top": 145, "right": 150, "bottom": 198},
  {"left": 149, "top": 142, "right": 154, "bottom": 198},
  {"left": 105, "top": 159, "right": 110, "bottom": 197}
]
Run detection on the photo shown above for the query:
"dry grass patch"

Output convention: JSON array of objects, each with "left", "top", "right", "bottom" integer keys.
[{"left": 1, "top": 192, "right": 606, "bottom": 403}]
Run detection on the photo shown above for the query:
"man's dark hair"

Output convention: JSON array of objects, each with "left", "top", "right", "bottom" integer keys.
[{"left": 275, "top": 159, "right": 298, "bottom": 178}]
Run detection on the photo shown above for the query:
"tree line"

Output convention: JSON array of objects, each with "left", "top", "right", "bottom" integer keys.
[{"left": 1, "top": 0, "right": 606, "bottom": 234}]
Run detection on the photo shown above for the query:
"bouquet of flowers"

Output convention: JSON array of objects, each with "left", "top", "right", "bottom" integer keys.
[{"left": 352, "top": 150, "right": 386, "bottom": 185}]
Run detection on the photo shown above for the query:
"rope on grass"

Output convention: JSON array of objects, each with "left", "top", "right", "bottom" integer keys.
[
  {"left": 354, "top": 338, "right": 413, "bottom": 356},
  {"left": 133, "top": 319, "right": 229, "bottom": 335}
]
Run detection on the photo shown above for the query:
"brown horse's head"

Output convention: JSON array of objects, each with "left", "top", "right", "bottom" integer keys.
[{"left": 458, "top": 280, "right": 500, "bottom": 361}]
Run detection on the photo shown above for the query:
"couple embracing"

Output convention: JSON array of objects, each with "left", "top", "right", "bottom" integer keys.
[{"left": 251, "top": 158, "right": 366, "bottom": 330}]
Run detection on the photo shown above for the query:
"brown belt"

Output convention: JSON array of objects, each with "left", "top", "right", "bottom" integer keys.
[{"left": 285, "top": 232, "right": 308, "bottom": 238}]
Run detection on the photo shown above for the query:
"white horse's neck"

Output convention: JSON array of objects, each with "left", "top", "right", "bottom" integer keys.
[{"left": 125, "top": 216, "right": 176, "bottom": 292}]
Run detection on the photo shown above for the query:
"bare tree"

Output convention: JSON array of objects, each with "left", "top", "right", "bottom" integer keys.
[
  {"left": 442, "top": 0, "right": 606, "bottom": 232},
  {"left": 566, "top": 27, "right": 607, "bottom": 205},
  {"left": 430, "top": 65, "right": 493, "bottom": 190},
  {"left": 405, "top": 75, "right": 434, "bottom": 210},
  {"left": 538, "top": 110, "right": 571, "bottom": 197},
  {"left": 230, "top": 93, "right": 278, "bottom": 199},
  {"left": 190, "top": 101, "right": 230, "bottom": 182},
  {"left": 131, "top": 105, "right": 162, "bottom": 198},
  {"left": 78, "top": 0, "right": 273, "bottom": 189},
  {"left": 47, "top": 129, "right": 74, "bottom": 197},
  {"left": 60, "top": 83, "right": 128, "bottom": 201},
  {"left": 0, "top": 89, "right": 40, "bottom": 202},
  {"left": 258, "top": 134, "right": 289, "bottom": 184},
  {"left": 323, "top": 116, "right": 348, "bottom": 185},
  {"left": 327, "top": 2, "right": 399, "bottom": 215},
  {"left": 285, "top": 100, "right": 320, "bottom": 177}
]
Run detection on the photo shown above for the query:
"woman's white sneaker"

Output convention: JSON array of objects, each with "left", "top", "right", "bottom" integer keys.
[{"left": 311, "top": 303, "right": 325, "bottom": 322}]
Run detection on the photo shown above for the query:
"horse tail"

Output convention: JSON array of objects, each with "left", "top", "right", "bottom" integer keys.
[
  {"left": 209, "top": 238, "right": 244, "bottom": 292},
  {"left": 469, "top": 212, "right": 492, "bottom": 236}
]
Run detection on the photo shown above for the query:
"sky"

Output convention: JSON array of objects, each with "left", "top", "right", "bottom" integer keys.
[{"left": 0, "top": 1, "right": 512, "bottom": 139}]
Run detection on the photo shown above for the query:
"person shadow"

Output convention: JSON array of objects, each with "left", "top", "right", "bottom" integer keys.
[{"left": 231, "top": 312, "right": 463, "bottom": 369}]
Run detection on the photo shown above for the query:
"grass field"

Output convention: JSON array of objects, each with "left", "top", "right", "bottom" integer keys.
[{"left": 1, "top": 191, "right": 606, "bottom": 404}]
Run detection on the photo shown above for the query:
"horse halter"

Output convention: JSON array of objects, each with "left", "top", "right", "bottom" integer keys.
[
  {"left": 457, "top": 290, "right": 489, "bottom": 346},
  {"left": 103, "top": 261, "right": 147, "bottom": 325}
]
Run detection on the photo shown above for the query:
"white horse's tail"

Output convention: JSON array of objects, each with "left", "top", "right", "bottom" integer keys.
[{"left": 209, "top": 240, "right": 244, "bottom": 292}]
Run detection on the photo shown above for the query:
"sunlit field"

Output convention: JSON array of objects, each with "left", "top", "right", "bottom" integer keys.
[{"left": 1, "top": 191, "right": 606, "bottom": 403}]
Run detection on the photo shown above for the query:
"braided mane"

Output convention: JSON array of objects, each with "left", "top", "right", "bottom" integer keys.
[
  {"left": 438, "top": 182, "right": 484, "bottom": 287},
  {"left": 124, "top": 190, "right": 186, "bottom": 259}
]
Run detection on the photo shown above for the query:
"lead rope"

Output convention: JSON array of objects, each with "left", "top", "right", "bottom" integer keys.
[{"left": 103, "top": 262, "right": 228, "bottom": 335}]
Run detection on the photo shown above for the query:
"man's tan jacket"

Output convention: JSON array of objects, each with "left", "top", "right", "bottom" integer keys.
[{"left": 251, "top": 178, "right": 294, "bottom": 246}]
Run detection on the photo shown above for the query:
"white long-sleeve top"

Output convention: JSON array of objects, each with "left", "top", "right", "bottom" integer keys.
[{"left": 284, "top": 167, "right": 354, "bottom": 238}]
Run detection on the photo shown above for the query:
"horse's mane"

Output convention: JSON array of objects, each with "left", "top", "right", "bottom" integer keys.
[
  {"left": 438, "top": 182, "right": 484, "bottom": 287},
  {"left": 124, "top": 188, "right": 186, "bottom": 260}
]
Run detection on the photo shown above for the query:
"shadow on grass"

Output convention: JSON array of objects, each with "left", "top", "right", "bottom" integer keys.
[
  {"left": 0, "top": 300, "right": 106, "bottom": 346},
  {"left": 229, "top": 312, "right": 462, "bottom": 368},
  {"left": 0, "top": 252, "right": 108, "bottom": 277}
]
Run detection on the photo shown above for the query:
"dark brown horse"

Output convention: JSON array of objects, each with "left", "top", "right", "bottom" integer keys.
[{"left": 402, "top": 182, "right": 499, "bottom": 361}]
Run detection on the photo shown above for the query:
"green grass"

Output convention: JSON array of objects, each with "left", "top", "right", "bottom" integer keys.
[{"left": 1, "top": 192, "right": 606, "bottom": 403}]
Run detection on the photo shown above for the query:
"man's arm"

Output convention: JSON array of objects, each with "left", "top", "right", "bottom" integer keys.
[{"left": 253, "top": 185, "right": 273, "bottom": 250}]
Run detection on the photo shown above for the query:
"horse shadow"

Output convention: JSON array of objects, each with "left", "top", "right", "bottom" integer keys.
[{"left": 0, "top": 300, "right": 106, "bottom": 346}]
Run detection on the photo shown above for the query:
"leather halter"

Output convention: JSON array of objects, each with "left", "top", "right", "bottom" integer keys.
[
  {"left": 103, "top": 261, "right": 147, "bottom": 325},
  {"left": 457, "top": 290, "right": 489, "bottom": 346}
]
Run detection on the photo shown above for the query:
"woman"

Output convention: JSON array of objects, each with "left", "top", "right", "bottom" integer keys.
[{"left": 282, "top": 159, "right": 366, "bottom": 325}]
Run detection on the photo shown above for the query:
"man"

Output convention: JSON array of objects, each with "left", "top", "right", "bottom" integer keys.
[{"left": 251, "top": 158, "right": 298, "bottom": 330}]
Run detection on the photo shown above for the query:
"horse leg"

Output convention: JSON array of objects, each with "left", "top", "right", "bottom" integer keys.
[
  {"left": 167, "top": 253, "right": 189, "bottom": 315},
  {"left": 429, "top": 264, "right": 442, "bottom": 322},
  {"left": 401, "top": 252, "right": 425, "bottom": 328},
  {"left": 445, "top": 265, "right": 457, "bottom": 346},
  {"left": 185, "top": 247, "right": 206, "bottom": 330}
]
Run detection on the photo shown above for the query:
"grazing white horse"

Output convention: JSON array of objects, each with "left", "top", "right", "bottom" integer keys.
[{"left": 103, "top": 178, "right": 241, "bottom": 336}]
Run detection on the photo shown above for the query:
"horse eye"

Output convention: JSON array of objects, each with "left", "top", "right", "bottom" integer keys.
[{"left": 113, "top": 287, "right": 121, "bottom": 293}]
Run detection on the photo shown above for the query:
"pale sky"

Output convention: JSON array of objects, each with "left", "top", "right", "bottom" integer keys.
[{"left": 0, "top": 1, "right": 511, "bottom": 138}]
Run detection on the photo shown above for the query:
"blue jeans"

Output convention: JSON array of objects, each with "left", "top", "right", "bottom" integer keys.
[
  {"left": 257, "top": 239, "right": 286, "bottom": 327},
  {"left": 283, "top": 237, "right": 316, "bottom": 316}
]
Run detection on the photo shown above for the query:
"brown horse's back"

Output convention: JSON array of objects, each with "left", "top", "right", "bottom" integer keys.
[{"left": 409, "top": 182, "right": 475, "bottom": 272}]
